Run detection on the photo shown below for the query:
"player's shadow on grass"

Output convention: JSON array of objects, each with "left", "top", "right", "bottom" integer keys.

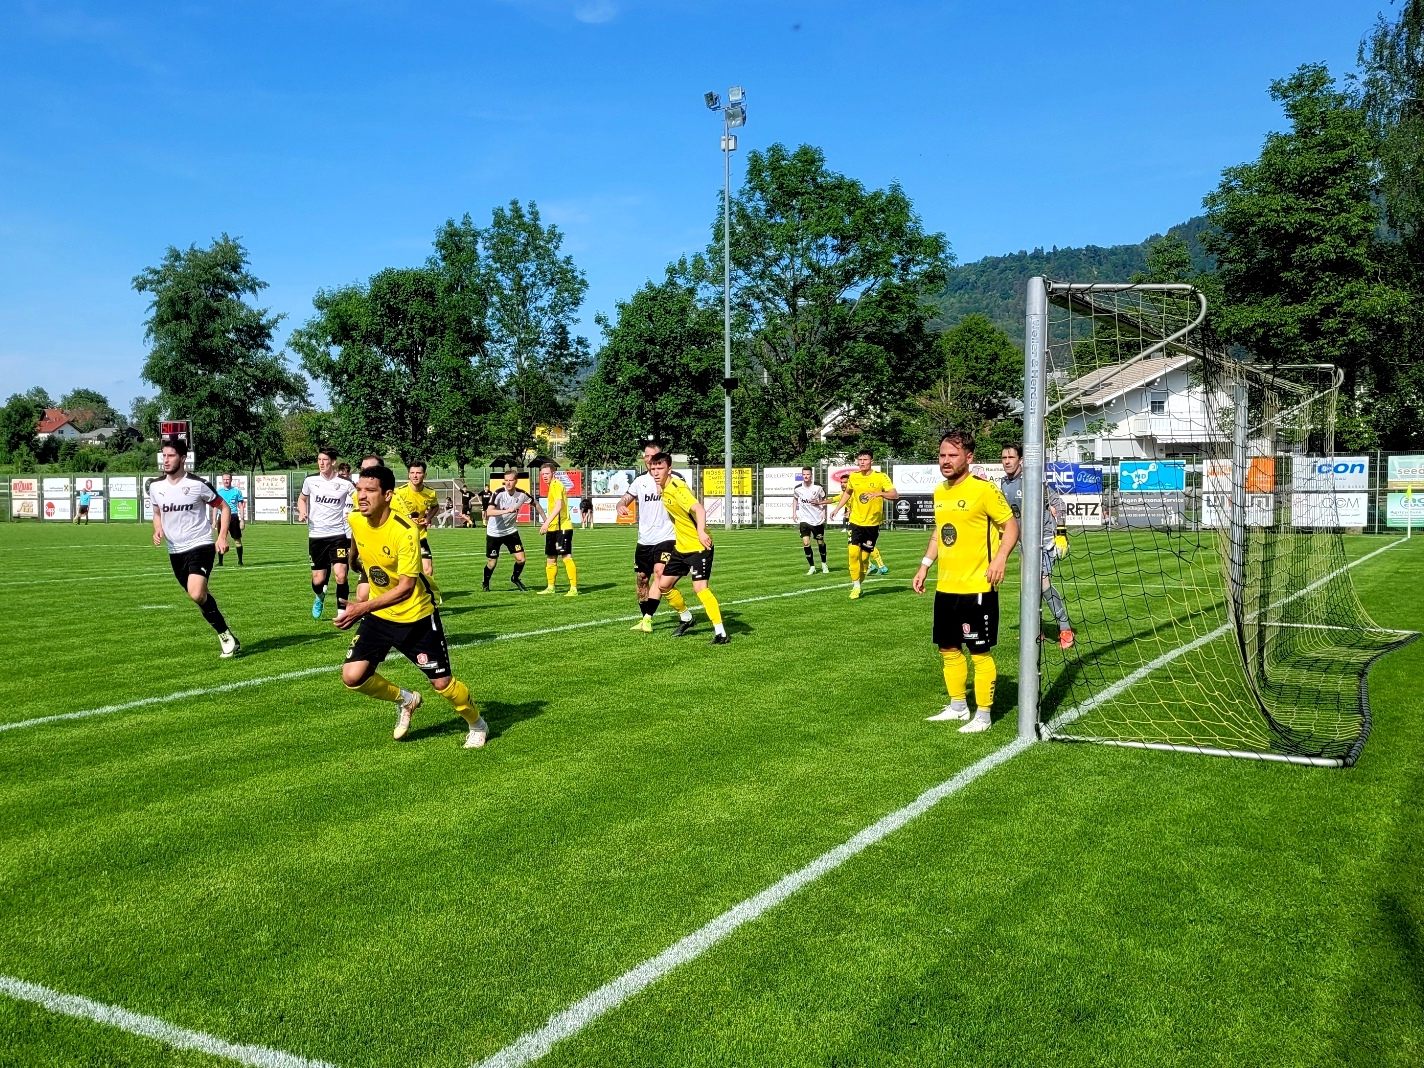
[
  {"left": 403, "top": 698, "right": 547, "bottom": 743},
  {"left": 445, "top": 630, "right": 499, "bottom": 646},
  {"left": 572, "top": 581, "right": 619, "bottom": 594},
  {"left": 858, "top": 582, "right": 908, "bottom": 598},
  {"left": 237, "top": 632, "right": 345, "bottom": 655}
]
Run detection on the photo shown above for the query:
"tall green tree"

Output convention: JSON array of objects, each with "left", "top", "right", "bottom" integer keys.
[
  {"left": 912, "top": 315, "right": 1023, "bottom": 455},
  {"left": 1202, "top": 65, "right": 1414, "bottom": 446},
  {"left": 132, "top": 235, "right": 310, "bottom": 468},
  {"left": 130, "top": 395, "right": 162, "bottom": 440},
  {"left": 479, "top": 200, "right": 589, "bottom": 458},
  {"left": 59, "top": 388, "right": 120, "bottom": 432},
  {"left": 1359, "top": 0, "right": 1424, "bottom": 266},
  {"left": 568, "top": 269, "right": 723, "bottom": 464},
  {"left": 703, "top": 143, "right": 951, "bottom": 459},
  {"left": 0, "top": 394, "right": 40, "bottom": 462}
]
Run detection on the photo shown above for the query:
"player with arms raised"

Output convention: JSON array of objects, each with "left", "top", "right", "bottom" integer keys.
[
  {"left": 149, "top": 438, "right": 241, "bottom": 657},
  {"left": 913, "top": 430, "right": 1018, "bottom": 734},
  {"left": 338, "top": 464, "right": 488, "bottom": 749}
]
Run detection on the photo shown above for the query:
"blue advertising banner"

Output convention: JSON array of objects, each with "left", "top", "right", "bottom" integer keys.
[
  {"left": 1048, "top": 463, "right": 1105, "bottom": 494},
  {"left": 1118, "top": 460, "right": 1187, "bottom": 493}
]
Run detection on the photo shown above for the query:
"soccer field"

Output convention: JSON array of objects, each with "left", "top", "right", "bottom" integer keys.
[{"left": 2, "top": 522, "right": 1421, "bottom": 1067}]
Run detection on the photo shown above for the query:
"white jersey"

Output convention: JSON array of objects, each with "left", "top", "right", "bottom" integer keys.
[
  {"left": 486, "top": 488, "right": 532, "bottom": 538},
  {"left": 149, "top": 474, "right": 219, "bottom": 554},
  {"left": 793, "top": 482, "right": 828, "bottom": 526},
  {"left": 301, "top": 475, "right": 355, "bottom": 538},
  {"left": 626, "top": 472, "right": 676, "bottom": 545}
]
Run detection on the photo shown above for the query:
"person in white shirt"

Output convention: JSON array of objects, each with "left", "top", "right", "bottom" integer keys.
[
  {"left": 297, "top": 446, "right": 355, "bottom": 621},
  {"left": 149, "top": 438, "right": 240, "bottom": 657},
  {"left": 791, "top": 465, "right": 831, "bottom": 575},
  {"left": 618, "top": 436, "right": 696, "bottom": 634},
  {"left": 482, "top": 469, "right": 537, "bottom": 591}
]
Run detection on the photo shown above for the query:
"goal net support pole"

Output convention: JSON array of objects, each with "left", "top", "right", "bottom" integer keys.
[{"left": 1019, "top": 277, "right": 1049, "bottom": 741}]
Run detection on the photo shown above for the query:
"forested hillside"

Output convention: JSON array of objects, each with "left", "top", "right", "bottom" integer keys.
[{"left": 931, "top": 216, "right": 1215, "bottom": 342}]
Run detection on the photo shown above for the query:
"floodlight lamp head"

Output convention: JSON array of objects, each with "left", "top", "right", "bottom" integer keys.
[
  {"left": 728, "top": 86, "right": 745, "bottom": 104},
  {"left": 704, "top": 91, "right": 721, "bottom": 110},
  {"left": 725, "top": 103, "right": 746, "bottom": 128}
]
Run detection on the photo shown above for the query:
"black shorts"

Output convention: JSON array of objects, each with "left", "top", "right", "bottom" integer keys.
[
  {"left": 634, "top": 540, "right": 675, "bottom": 576},
  {"left": 798, "top": 522, "right": 826, "bottom": 539},
  {"left": 226, "top": 516, "right": 243, "bottom": 542},
  {"left": 169, "top": 544, "right": 216, "bottom": 586},
  {"left": 849, "top": 523, "right": 881, "bottom": 551},
  {"left": 486, "top": 533, "right": 525, "bottom": 558},
  {"left": 78, "top": 504, "right": 90, "bottom": 515},
  {"left": 933, "top": 590, "right": 1000, "bottom": 654},
  {"left": 309, "top": 535, "right": 350, "bottom": 571},
  {"left": 664, "top": 546, "right": 714, "bottom": 582},
  {"left": 544, "top": 529, "right": 574, "bottom": 557},
  {"left": 346, "top": 610, "right": 452, "bottom": 681}
]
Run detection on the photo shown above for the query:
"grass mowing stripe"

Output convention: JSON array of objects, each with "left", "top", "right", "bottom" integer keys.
[
  {"left": 474, "top": 536, "right": 1412, "bottom": 1068},
  {"left": 1, "top": 577, "right": 874, "bottom": 734},
  {"left": 473, "top": 735, "right": 1036, "bottom": 1068},
  {"left": 0, "top": 975, "right": 336, "bottom": 1068}
]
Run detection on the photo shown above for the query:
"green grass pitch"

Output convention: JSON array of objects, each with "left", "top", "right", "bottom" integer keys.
[{"left": 1, "top": 521, "right": 1421, "bottom": 1066}]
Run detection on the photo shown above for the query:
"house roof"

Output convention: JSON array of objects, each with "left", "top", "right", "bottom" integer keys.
[
  {"left": 36, "top": 408, "right": 76, "bottom": 434},
  {"left": 1062, "top": 354, "right": 1196, "bottom": 409}
]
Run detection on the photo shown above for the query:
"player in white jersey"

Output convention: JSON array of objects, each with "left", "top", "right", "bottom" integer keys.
[
  {"left": 618, "top": 436, "right": 695, "bottom": 633},
  {"left": 791, "top": 465, "right": 831, "bottom": 575},
  {"left": 149, "top": 438, "right": 240, "bottom": 657},
  {"left": 298, "top": 446, "right": 355, "bottom": 621},
  {"left": 482, "top": 469, "right": 536, "bottom": 591}
]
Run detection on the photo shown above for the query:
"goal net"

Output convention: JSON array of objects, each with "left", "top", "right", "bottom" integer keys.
[{"left": 1018, "top": 278, "right": 1414, "bottom": 767}]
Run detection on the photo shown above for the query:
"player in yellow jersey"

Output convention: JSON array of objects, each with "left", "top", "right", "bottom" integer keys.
[
  {"left": 391, "top": 460, "right": 439, "bottom": 580},
  {"left": 537, "top": 460, "right": 579, "bottom": 596},
  {"left": 830, "top": 448, "right": 899, "bottom": 599},
  {"left": 912, "top": 430, "right": 1018, "bottom": 734},
  {"left": 337, "top": 465, "right": 487, "bottom": 749},
  {"left": 642, "top": 452, "right": 729, "bottom": 643}
]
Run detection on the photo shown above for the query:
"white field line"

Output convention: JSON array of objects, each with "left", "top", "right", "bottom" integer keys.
[
  {"left": 0, "top": 975, "right": 336, "bottom": 1068},
  {"left": 472, "top": 735, "right": 1034, "bottom": 1068},
  {"left": 471, "top": 536, "right": 1412, "bottom": 1068},
  {"left": 0, "top": 578, "right": 871, "bottom": 735}
]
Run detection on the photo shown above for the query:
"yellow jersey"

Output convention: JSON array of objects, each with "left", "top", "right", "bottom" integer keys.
[
  {"left": 934, "top": 475, "right": 1014, "bottom": 595},
  {"left": 845, "top": 470, "right": 894, "bottom": 527},
  {"left": 659, "top": 476, "right": 706, "bottom": 554},
  {"left": 545, "top": 477, "right": 573, "bottom": 532},
  {"left": 347, "top": 511, "right": 436, "bottom": 624},
  {"left": 391, "top": 483, "right": 438, "bottom": 541}
]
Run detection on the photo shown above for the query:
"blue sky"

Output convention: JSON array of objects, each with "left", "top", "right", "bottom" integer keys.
[{"left": 0, "top": 0, "right": 1379, "bottom": 415}]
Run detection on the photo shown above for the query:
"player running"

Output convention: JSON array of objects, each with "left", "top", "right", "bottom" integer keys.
[
  {"left": 791, "top": 465, "right": 831, "bottom": 574},
  {"left": 392, "top": 461, "right": 438, "bottom": 580},
  {"left": 914, "top": 431, "right": 1018, "bottom": 734},
  {"left": 337, "top": 464, "right": 488, "bottom": 749},
  {"left": 537, "top": 460, "right": 578, "bottom": 596},
  {"left": 149, "top": 438, "right": 240, "bottom": 658},
  {"left": 1000, "top": 443, "right": 1074, "bottom": 649},
  {"left": 214, "top": 473, "right": 246, "bottom": 567},
  {"left": 619, "top": 438, "right": 695, "bottom": 633},
  {"left": 830, "top": 449, "right": 899, "bottom": 599},
  {"left": 643, "top": 452, "right": 729, "bottom": 644},
  {"left": 482, "top": 469, "right": 536, "bottom": 591},
  {"left": 298, "top": 447, "right": 355, "bottom": 621}
]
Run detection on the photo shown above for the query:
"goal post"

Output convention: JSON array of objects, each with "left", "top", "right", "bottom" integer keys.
[{"left": 1019, "top": 276, "right": 1415, "bottom": 767}]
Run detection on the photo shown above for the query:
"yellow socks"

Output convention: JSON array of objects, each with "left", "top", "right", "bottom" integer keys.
[
  {"left": 666, "top": 587, "right": 688, "bottom": 613},
  {"left": 545, "top": 563, "right": 558, "bottom": 588},
  {"left": 437, "top": 677, "right": 480, "bottom": 727},
  {"left": 871, "top": 548, "right": 885, "bottom": 568},
  {"left": 848, "top": 545, "right": 863, "bottom": 581},
  {"left": 941, "top": 648, "right": 968, "bottom": 702},
  {"left": 563, "top": 557, "right": 578, "bottom": 586},
  {"left": 971, "top": 653, "right": 997, "bottom": 710},
  {"left": 351, "top": 673, "right": 400, "bottom": 702},
  {"left": 696, "top": 588, "right": 723, "bottom": 626}
]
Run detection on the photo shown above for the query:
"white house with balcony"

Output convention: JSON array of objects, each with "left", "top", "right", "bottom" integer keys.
[{"left": 1054, "top": 354, "right": 1227, "bottom": 461}]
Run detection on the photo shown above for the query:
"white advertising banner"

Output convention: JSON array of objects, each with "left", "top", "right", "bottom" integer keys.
[
  {"left": 108, "top": 476, "right": 139, "bottom": 498},
  {"left": 43, "top": 477, "right": 71, "bottom": 497},
  {"left": 11, "top": 499, "right": 39, "bottom": 518},
  {"left": 1386, "top": 492, "right": 1424, "bottom": 527},
  {"left": 1293, "top": 456, "right": 1369, "bottom": 492},
  {"left": 1203, "top": 492, "right": 1274, "bottom": 528},
  {"left": 703, "top": 496, "right": 754, "bottom": 524},
  {"left": 254, "top": 474, "right": 288, "bottom": 497},
  {"left": 592, "top": 498, "right": 623, "bottom": 525},
  {"left": 1388, "top": 455, "right": 1424, "bottom": 488},
  {"left": 1291, "top": 492, "right": 1368, "bottom": 528},
  {"left": 72, "top": 474, "right": 105, "bottom": 495},
  {"left": 762, "top": 467, "right": 804, "bottom": 496},
  {"left": 590, "top": 469, "right": 638, "bottom": 496},
  {"left": 892, "top": 464, "right": 941, "bottom": 494},
  {"left": 763, "top": 497, "right": 796, "bottom": 525},
  {"left": 253, "top": 498, "right": 289, "bottom": 522},
  {"left": 1060, "top": 494, "right": 1104, "bottom": 527},
  {"left": 971, "top": 462, "right": 1006, "bottom": 483},
  {"left": 9, "top": 477, "right": 37, "bottom": 499},
  {"left": 43, "top": 498, "right": 73, "bottom": 521}
]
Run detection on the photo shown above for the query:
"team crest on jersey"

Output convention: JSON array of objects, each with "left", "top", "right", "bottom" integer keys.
[
  {"left": 368, "top": 565, "right": 390, "bottom": 587},
  {"left": 940, "top": 522, "right": 958, "bottom": 547},
  {"left": 416, "top": 653, "right": 429, "bottom": 665}
]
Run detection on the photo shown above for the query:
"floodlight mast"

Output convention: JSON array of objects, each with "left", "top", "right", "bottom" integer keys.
[{"left": 705, "top": 86, "right": 746, "bottom": 529}]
